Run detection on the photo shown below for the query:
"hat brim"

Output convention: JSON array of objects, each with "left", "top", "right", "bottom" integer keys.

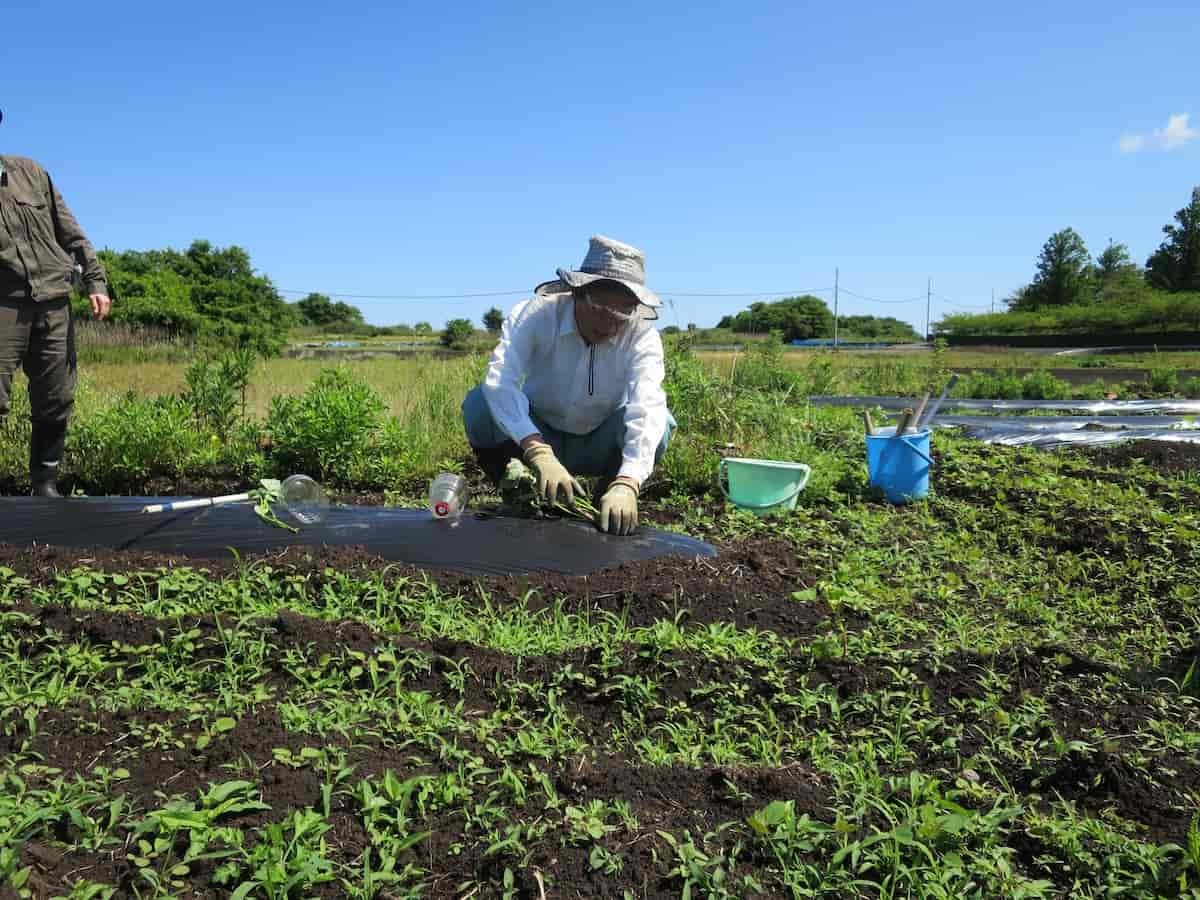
[{"left": 543, "top": 268, "right": 662, "bottom": 308}]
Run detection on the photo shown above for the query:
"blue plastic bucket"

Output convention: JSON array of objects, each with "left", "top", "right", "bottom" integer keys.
[
  {"left": 718, "top": 457, "right": 812, "bottom": 516},
  {"left": 865, "top": 427, "right": 933, "bottom": 504}
]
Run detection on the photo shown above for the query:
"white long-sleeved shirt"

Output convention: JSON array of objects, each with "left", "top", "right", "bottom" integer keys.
[{"left": 481, "top": 292, "right": 669, "bottom": 484}]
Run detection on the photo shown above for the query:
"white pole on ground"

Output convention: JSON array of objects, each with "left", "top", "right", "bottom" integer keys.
[{"left": 141, "top": 493, "right": 252, "bottom": 514}]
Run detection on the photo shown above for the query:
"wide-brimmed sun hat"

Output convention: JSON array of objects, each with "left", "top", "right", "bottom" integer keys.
[{"left": 535, "top": 235, "right": 662, "bottom": 309}]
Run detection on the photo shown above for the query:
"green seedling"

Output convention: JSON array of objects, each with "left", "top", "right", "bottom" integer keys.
[
  {"left": 222, "top": 809, "right": 336, "bottom": 899},
  {"left": 130, "top": 781, "right": 268, "bottom": 894},
  {"left": 271, "top": 746, "right": 324, "bottom": 769},
  {"left": 499, "top": 458, "right": 599, "bottom": 523},
  {"left": 249, "top": 478, "right": 300, "bottom": 533},
  {"left": 194, "top": 715, "right": 238, "bottom": 751}
]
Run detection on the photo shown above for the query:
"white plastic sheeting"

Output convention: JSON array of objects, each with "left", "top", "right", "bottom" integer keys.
[
  {"left": 809, "top": 397, "right": 1200, "bottom": 448},
  {"left": 811, "top": 397, "right": 1200, "bottom": 415},
  {"left": 934, "top": 415, "right": 1200, "bottom": 448}
]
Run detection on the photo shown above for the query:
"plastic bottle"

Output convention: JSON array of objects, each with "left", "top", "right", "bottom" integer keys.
[{"left": 429, "top": 473, "right": 470, "bottom": 518}]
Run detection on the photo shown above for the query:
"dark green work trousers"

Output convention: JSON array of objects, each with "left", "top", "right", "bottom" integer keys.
[{"left": 0, "top": 298, "right": 76, "bottom": 476}]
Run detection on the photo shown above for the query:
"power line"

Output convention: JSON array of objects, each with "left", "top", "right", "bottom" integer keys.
[
  {"left": 278, "top": 288, "right": 528, "bottom": 301},
  {"left": 838, "top": 288, "right": 924, "bottom": 305},
  {"left": 276, "top": 286, "right": 837, "bottom": 302},
  {"left": 934, "top": 291, "right": 992, "bottom": 311},
  {"left": 659, "top": 287, "right": 833, "bottom": 298},
  {"left": 272, "top": 282, "right": 994, "bottom": 311}
]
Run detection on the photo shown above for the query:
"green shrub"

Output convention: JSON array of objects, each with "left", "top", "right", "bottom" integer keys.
[
  {"left": 794, "top": 352, "right": 839, "bottom": 397},
  {"left": 265, "top": 367, "right": 387, "bottom": 483},
  {"left": 182, "top": 348, "right": 256, "bottom": 439},
  {"left": 960, "top": 370, "right": 1023, "bottom": 400},
  {"left": 343, "top": 419, "right": 415, "bottom": 488},
  {"left": 661, "top": 335, "right": 853, "bottom": 499},
  {"left": 937, "top": 289, "right": 1200, "bottom": 336},
  {"left": 68, "top": 393, "right": 217, "bottom": 490},
  {"left": 852, "top": 358, "right": 927, "bottom": 397},
  {"left": 440, "top": 319, "right": 475, "bottom": 351},
  {"left": 0, "top": 387, "right": 31, "bottom": 485},
  {"left": 732, "top": 332, "right": 798, "bottom": 393},
  {"left": 1019, "top": 369, "right": 1070, "bottom": 400},
  {"left": 1147, "top": 364, "right": 1179, "bottom": 396}
]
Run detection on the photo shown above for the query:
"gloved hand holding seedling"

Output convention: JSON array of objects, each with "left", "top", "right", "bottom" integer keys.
[
  {"left": 522, "top": 444, "right": 584, "bottom": 506},
  {"left": 500, "top": 458, "right": 601, "bottom": 525}
]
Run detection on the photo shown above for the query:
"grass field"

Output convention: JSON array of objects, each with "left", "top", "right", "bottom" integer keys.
[
  {"left": 70, "top": 356, "right": 485, "bottom": 422},
  {"left": 1, "top": 340, "right": 1200, "bottom": 898},
  {"left": 698, "top": 347, "right": 1200, "bottom": 377}
]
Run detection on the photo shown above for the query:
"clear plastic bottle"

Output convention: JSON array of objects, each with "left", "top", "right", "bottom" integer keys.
[
  {"left": 429, "top": 473, "right": 470, "bottom": 518},
  {"left": 280, "top": 474, "right": 329, "bottom": 525}
]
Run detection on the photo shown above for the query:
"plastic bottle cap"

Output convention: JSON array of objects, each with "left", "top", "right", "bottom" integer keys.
[{"left": 434, "top": 502, "right": 450, "bottom": 517}]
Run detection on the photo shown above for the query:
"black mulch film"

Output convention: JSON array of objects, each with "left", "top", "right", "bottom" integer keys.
[{"left": 0, "top": 498, "right": 716, "bottom": 576}]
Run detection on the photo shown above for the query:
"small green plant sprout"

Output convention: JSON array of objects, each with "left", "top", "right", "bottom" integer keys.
[
  {"left": 747, "top": 799, "right": 796, "bottom": 837},
  {"left": 499, "top": 459, "right": 540, "bottom": 517},
  {"left": 130, "top": 781, "right": 269, "bottom": 893},
  {"left": 564, "top": 801, "right": 618, "bottom": 844},
  {"left": 355, "top": 771, "right": 434, "bottom": 851},
  {"left": 194, "top": 715, "right": 238, "bottom": 751},
  {"left": 271, "top": 746, "right": 324, "bottom": 769},
  {"left": 223, "top": 808, "right": 336, "bottom": 898},
  {"left": 589, "top": 842, "right": 624, "bottom": 874},
  {"left": 249, "top": 479, "right": 300, "bottom": 533}
]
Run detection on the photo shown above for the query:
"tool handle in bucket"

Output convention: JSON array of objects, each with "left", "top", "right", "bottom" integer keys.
[{"left": 718, "top": 459, "right": 812, "bottom": 509}]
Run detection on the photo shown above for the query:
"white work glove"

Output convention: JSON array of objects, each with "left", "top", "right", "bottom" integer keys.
[
  {"left": 599, "top": 478, "right": 639, "bottom": 536},
  {"left": 523, "top": 444, "right": 583, "bottom": 505}
]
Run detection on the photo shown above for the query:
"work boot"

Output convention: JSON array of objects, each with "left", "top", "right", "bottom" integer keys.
[
  {"left": 31, "top": 465, "right": 62, "bottom": 501},
  {"left": 30, "top": 425, "right": 67, "bottom": 499}
]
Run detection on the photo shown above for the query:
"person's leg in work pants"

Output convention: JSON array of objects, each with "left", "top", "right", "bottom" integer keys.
[
  {"left": 549, "top": 404, "right": 676, "bottom": 490},
  {"left": 462, "top": 385, "right": 675, "bottom": 486},
  {"left": 0, "top": 299, "right": 76, "bottom": 495}
]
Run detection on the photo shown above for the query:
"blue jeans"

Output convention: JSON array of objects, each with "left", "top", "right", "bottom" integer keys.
[{"left": 462, "top": 385, "right": 675, "bottom": 478}]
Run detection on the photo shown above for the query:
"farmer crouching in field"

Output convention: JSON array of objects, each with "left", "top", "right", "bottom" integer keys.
[
  {"left": 462, "top": 235, "right": 675, "bottom": 536},
  {"left": 0, "top": 109, "right": 111, "bottom": 497}
]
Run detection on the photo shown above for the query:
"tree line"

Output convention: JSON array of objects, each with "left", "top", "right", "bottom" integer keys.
[
  {"left": 940, "top": 185, "right": 1200, "bottom": 336},
  {"left": 715, "top": 296, "right": 921, "bottom": 342},
  {"left": 76, "top": 241, "right": 517, "bottom": 354}
]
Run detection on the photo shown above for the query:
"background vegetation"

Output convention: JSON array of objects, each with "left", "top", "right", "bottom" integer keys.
[{"left": 939, "top": 186, "right": 1200, "bottom": 337}]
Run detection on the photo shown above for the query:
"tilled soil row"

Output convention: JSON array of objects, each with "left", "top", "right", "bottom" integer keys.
[
  {"left": 0, "top": 534, "right": 832, "bottom": 640},
  {"left": 7, "top": 599, "right": 1198, "bottom": 848}
]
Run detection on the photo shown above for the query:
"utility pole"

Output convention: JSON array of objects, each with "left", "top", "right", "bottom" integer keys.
[
  {"left": 925, "top": 277, "right": 932, "bottom": 341},
  {"left": 991, "top": 288, "right": 995, "bottom": 314},
  {"left": 833, "top": 267, "right": 839, "bottom": 350}
]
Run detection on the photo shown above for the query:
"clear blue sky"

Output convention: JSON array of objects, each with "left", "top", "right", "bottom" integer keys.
[{"left": 5, "top": 0, "right": 1198, "bottom": 331}]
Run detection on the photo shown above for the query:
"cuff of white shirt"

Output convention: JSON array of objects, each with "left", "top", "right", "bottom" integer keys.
[{"left": 617, "top": 460, "right": 651, "bottom": 486}]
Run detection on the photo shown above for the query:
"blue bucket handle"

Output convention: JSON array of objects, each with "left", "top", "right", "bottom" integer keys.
[
  {"left": 898, "top": 435, "right": 934, "bottom": 467},
  {"left": 718, "top": 459, "right": 812, "bottom": 510}
]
